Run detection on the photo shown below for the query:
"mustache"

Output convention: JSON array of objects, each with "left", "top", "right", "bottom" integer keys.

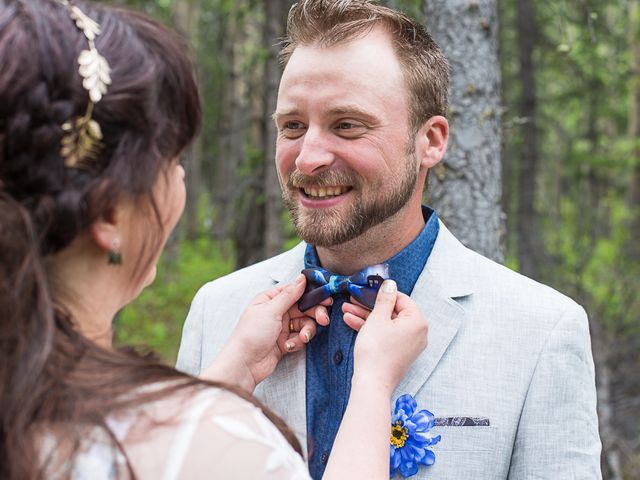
[{"left": 287, "top": 169, "right": 360, "bottom": 188}]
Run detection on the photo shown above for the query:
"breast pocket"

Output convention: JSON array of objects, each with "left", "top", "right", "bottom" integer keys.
[{"left": 431, "top": 425, "right": 497, "bottom": 452}]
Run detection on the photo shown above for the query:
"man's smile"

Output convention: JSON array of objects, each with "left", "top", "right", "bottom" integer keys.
[{"left": 300, "top": 185, "right": 352, "bottom": 199}]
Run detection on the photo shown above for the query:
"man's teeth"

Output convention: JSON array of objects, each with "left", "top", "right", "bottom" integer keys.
[{"left": 303, "top": 186, "right": 349, "bottom": 198}]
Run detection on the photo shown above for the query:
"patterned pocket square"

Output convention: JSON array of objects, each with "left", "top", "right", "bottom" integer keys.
[{"left": 434, "top": 417, "right": 490, "bottom": 427}]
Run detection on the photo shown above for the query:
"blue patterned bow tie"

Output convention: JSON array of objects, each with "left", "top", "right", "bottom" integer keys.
[{"left": 298, "top": 263, "right": 391, "bottom": 312}]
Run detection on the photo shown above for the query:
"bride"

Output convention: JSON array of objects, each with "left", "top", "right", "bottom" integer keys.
[{"left": 0, "top": 1, "right": 428, "bottom": 478}]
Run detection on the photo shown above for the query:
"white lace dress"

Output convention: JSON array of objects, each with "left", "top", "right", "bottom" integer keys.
[{"left": 40, "top": 385, "right": 310, "bottom": 479}]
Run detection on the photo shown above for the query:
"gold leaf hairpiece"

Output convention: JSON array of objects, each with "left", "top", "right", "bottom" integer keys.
[{"left": 57, "top": 0, "right": 112, "bottom": 168}]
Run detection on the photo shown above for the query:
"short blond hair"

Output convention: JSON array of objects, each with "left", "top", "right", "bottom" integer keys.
[{"left": 280, "top": 0, "right": 450, "bottom": 134}]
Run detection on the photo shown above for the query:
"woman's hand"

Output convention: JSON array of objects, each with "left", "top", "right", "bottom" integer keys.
[
  {"left": 323, "top": 281, "right": 428, "bottom": 479},
  {"left": 341, "top": 297, "right": 372, "bottom": 331},
  {"left": 352, "top": 280, "right": 428, "bottom": 396},
  {"left": 202, "top": 275, "right": 330, "bottom": 392}
]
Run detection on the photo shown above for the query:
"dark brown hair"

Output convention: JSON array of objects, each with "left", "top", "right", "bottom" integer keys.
[
  {"left": 280, "top": 0, "right": 450, "bottom": 134},
  {"left": 0, "top": 1, "right": 300, "bottom": 478}
]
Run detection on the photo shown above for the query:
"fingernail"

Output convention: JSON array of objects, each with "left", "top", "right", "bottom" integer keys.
[
  {"left": 295, "top": 274, "right": 305, "bottom": 284},
  {"left": 286, "top": 341, "right": 295, "bottom": 351},
  {"left": 304, "top": 331, "right": 312, "bottom": 343},
  {"left": 382, "top": 280, "right": 397, "bottom": 293}
]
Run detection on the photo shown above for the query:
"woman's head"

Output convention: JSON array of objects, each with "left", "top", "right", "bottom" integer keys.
[
  {"left": 0, "top": 5, "right": 306, "bottom": 480},
  {"left": 1, "top": 1, "right": 202, "bottom": 476},
  {"left": 0, "top": 0, "right": 200, "bottom": 292}
]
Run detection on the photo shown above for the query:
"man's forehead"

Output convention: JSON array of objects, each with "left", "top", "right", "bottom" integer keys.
[
  {"left": 279, "top": 48, "right": 403, "bottom": 98},
  {"left": 273, "top": 104, "right": 379, "bottom": 121},
  {"left": 275, "top": 70, "right": 407, "bottom": 121}
]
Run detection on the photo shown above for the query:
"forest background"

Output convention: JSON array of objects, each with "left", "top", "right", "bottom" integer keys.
[{"left": 107, "top": 0, "right": 639, "bottom": 477}]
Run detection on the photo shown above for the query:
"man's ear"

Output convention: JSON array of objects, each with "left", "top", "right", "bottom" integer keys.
[{"left": 414, "top": 115, "right": 449, "bottom": 169}]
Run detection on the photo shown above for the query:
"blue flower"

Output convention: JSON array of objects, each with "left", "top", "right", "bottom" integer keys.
[{"left": 389, "top": 394, "right": 441, "bottom": 478}]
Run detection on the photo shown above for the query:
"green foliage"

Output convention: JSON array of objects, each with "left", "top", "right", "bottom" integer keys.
[
  {"left": 102, "top": 0, "right": 639, "bottom": 470},
  {"left": 501, "top": 0, "right": 639, "bottom": 331},
  {"left": 110, "top": 0, "right": 172, "bottom": 22},
  {"left": 501, "top": 0, "right": 640, "bottom": 472},
  {"left": 114, "top": 236, "right": 235, "bottom": 363}
]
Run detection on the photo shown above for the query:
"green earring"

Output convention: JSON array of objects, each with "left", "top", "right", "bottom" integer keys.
[
  {"left": 108, "top": 238, "right": 122, "bottom": 265},
  {"left": 107, "top": 250, "right": 122, "bottom": 265}
]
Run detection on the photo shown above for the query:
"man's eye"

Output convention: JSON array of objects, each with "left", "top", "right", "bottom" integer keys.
[
  {"left": 280, "top": 121, "right": 306, "bottom": 138},
  {"left": 334, "top": 121, "right": 365, "bottom": 137}
]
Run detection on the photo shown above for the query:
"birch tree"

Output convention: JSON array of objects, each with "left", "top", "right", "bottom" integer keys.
[{"left": 423, "top": 0, "right": 504, "bottom": 262}]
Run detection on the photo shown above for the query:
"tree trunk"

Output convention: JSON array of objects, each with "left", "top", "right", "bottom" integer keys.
[
  {"left": 214, "top": 2, "right": 247, "bottom": 246},
  {"left": 589, "top": 307, "right": 624, "bottom": 480},
  {"left": 231, "top": 5, "right": 266, "bottom": 268},
  {"left": 262, "top": 0, "right": 292, "bottom": 258},
  {"left": 423, "top": 0, "right": 504, "bottom": 262},
  {"left": 514, "top": 0, "right": 545, "bottom": 279},
  {"left": 171, "top": 0, "right": 201, "bottom": 244},
  {"left": 628, "top": 0, "right": 640, "bottom": 262}
]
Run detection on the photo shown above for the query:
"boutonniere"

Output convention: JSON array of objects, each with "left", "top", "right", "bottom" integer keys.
[{"left": 390, "top": 394, "right": 441, "bottom": 478}]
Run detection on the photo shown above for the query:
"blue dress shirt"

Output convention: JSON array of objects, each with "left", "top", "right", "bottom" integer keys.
[{"left": 304, "top": 206, "right": 440, "bottom": 479}]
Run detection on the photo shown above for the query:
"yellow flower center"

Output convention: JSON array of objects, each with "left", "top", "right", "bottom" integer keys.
[{"left": 390, "top": 420, "right": 409, "bottom": 448}]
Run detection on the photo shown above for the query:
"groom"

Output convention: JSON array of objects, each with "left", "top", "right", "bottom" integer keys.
[{"left": 177, "top": 0, "right": 601, "bottom": 478}]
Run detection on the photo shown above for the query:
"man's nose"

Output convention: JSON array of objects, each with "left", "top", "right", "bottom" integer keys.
[{"left": 294, "top": 127, "right": 335, "bottom": 176}]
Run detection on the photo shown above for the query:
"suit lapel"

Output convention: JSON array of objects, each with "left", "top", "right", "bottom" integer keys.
[
  {"left": 255, "top": 224, "right": 474, "bottom": 448},
  {"left": 393, "top": 282, "right": 465, "bottom": 397},
  {"left": 254, "top": 243, "right": 309, "bottom": 455},
  {"left": 394, "top": 221, "right": 473, "bottom": 398}
]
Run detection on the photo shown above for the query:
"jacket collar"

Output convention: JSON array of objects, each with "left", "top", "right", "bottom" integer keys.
[
  {"left": 393, "top": 220, "right": 473, "bottom": 397},
  {"left": 269, "top": 220, "right": 474, "bottom": 300},
  {"left": 259, "top": 221, "right": 475, "bottom": 450}
]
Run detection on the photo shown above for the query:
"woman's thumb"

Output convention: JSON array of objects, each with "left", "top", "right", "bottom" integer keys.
[
  {"left": 370, "top": 280, "right": 398, "bottom": 319},
  {"left": 269, "top": 274, "right": 306, "bottom": 312}
]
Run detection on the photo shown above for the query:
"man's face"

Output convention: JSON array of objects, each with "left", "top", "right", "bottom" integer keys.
[{"left": 274, "top": 27, "right": 420, "bottom": 247}]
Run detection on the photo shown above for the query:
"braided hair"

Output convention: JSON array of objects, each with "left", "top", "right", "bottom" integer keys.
[{"left": 0, "top": 1, "right": 300, "bottom": 478}]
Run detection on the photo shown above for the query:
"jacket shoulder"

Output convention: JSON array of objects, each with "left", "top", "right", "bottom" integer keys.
[
  {"left": 467, "top": 249, "right": 582, "bottom": 313},
  {"left": 193, "top": 242, "right": 306, "bottom": 302}
]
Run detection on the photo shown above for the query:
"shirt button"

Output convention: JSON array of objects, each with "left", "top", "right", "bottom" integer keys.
[
  {"left": 333, "top": 350, "right": 343, "bottom": 365},
  {"left": 321, "top": 451, "right": 329, "bottom": 464}
]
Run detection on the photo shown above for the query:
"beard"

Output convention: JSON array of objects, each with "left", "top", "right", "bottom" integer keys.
[{"left": 282, "top": 156, "right": 418, "bottom": 247}]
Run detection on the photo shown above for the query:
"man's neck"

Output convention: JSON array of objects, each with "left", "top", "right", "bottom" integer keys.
[{"left": 315, "top": 205, "right": 426, "bottom": 275}]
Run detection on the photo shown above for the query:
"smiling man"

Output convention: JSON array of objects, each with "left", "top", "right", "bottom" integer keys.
[
  {"left": 177, "top": 1, "right": 601, "bottom": 478},
  {"left": 273, "top": 24, "right": 440, "bottom": 272}
]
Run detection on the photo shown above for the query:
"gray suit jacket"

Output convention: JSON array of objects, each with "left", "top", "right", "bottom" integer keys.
[{"left": 177, "top": 222, "right": 602, "bottom": 479}]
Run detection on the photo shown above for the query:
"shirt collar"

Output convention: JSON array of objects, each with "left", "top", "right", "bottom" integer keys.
[{"left": 304, "top": 206, "right": 440, "bottom": 295}]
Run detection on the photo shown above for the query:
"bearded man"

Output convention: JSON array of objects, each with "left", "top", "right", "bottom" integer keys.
[{"left": 177, "top": 1, "right": 601, "bottom": 478}]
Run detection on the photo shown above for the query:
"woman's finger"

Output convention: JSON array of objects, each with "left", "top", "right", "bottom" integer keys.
[
  {"left": 278, "top": 332, "right": 306, "bottom": 354},
  {"left": 393, "top": 291, "right": 418, "bottom": 318},
  {"left": 313, "top": 305, "right": 331, "bottom": 326},
  {"left": 264, "top": 275, "right": 306, "bottom": 313},
  {"left": 368, "top": 280, "right": 398, "bottom": 322},
  {"left": 343, "top": 312, "right": 366, "bottom": 332},
  {"left": 251, "top": 283, "right": 287, "bottom": 305},
  {"left": 342, "top": 301, "right": 370, "bottom": 321},
  {"left": 298, "top": 317, "right": 317, "bottom": 343}
]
